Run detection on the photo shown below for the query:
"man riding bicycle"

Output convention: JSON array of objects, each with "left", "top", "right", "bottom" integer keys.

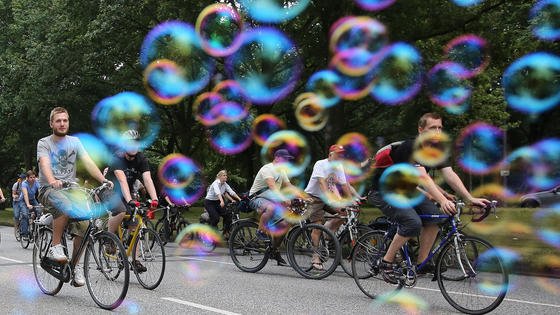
[
  {"left": 37, "top": 107, "right": 113, "bottom": 287},
  {"left": 104, "top": 129, "right": 160, "bottom": 273},
  {"left": 20, "top": 170, "right": 42, "bottom": 240},
  {"left": 368, "top": 112, "right": 490, "bottom": 283}
]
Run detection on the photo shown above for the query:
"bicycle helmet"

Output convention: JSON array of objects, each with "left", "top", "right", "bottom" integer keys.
[{"left": 122, "top": 129, "right": 140, "bottom": 140}]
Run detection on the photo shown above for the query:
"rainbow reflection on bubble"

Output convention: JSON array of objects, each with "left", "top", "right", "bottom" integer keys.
[
  {"left": 444, "top": 34, "right": 489, "bottom": 78},
  {"left": 380, "top": 163, "right": 424, "bottom": 208},
  {"left": 139, "top": 21, "right": 215, "bottom": 96},
  {"left": 239, "top": 0, "right": 310, "bottom": 23},
  {"left": 160, "top": 158, "right": 205, "bottom": 206},
  {"left": 194, "top": 92, "right": 224, "bottom": 127},
  {"left": 444, "top": 99, "right": 470, "bottom": 115},
  {"left": 502, "top": 146, "right": 540, "bottom": 195},
  {"left": 503, "top": 52, "right": 560, "bottom": 114},
  {"left": 331, "top": 48, "right": 381, "bottom": 77},
  {"left": 176, "top": 223, "right": 223, "bottom": 253},
  {"left": 331, "top": 66, "right": 377, "bottom": 101},
  {"left": 226, "top": 27, "right": 302, "bottom": 105},
  {"left": 370, "top": 42, "right": 423, "bottom": 105},
  {"left": 294, "top": 93, "right": 329, "bottom": 131},
  {"left": 306, "top": 70, "right": 341, "bottom": 108},
  {"left": 213, "top": 80, "right": 251, "bottom": 109},
  {"left": 207, "top": 117, "right": 254, "bottom": 155},
  {"left": 355, "top": 0, "right": 397, "bottom": 11},
  {"left": 476, "top": 247, "right": 518, "bottom": 295},
  {"left": 57, "top": 186, "right": 107, "bottom": 220},
  {"left": 329, "top": 16, "right": 388, "bottom": 55},
  {"left": 91, "top": 91, "right": 160, "bottom": 153},
  {"left": 74, "top": 133, "right": 116, "bottom": 168},
  {"left": 252, "top": 114, "right": 286, "bottom": 146},
  {"left": 427, "top": 61, "right": 472, "bottom": 107},
  {"left": 178, "top": 261, "right": 203, "bottom": 284},
  {"left": 261, "top": 130, "right": 311, "bottom": 177},
  {"left": 456, "top": 122, "right": 504, "bottom": 175},
  {"left": 143, "top": 59, "right": 190, "bottom": 105},
  {"left": 530, "top": 138, "right": 560, "bottom": 190},
  {"left": 16, "top": 271, "right": 40, "bottom": 300},
  {"left": 336, "top": 132, "right": 373, "bottom": 184},
  {"left": 470, "top": 183, "right": 517, "bottom": 204},
  {"left": 121, "top": 299, "right": 141, "bottom": 314},
  {"left": 452, "top": 0, "right": 484, "bottom": 7},
  {"left": 530, "top": 0, "right": 560, "bottom": 41},
  {"left": 413, "top": 130, "right": 451, "bottom": 168},
  {"left": 370, "top": 291, "right": 429, "bottom": 314},
  {"left": 158, "top": 154, "right": 198, "bottom": 189},
  {"left": 260, "top": 203, "right": 291, "bottom": 236},
  {"left": 196, "top": 3, "right": 244, "bottom": 57},
  {"left": 534, "top": 205, "right": 560, "bottom": 249}
]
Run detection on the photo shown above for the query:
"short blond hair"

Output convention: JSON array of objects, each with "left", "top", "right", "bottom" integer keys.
[
  {"left": 49, "top": 107, "right": 69, "bottom": 122},
  {"left": 216, "top": 170, "right": 228, "bottom": 178}
]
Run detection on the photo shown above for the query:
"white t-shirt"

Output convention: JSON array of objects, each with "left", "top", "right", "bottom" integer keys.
[
  {"left": 304, "top": 158, "right": 347, "bottom": 197},
  {"left": 249, "top": 163, "right": 290, "bottom": 196},
  {"left": 205, "top": 179, "right": 236, "bottom": 201},
  {"left": 37, "top": 135, "right": 86, "bottom": 187}
]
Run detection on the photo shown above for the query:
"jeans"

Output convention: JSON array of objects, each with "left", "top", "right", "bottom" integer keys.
[{"left": 19, "top": 200, "right": 39, "bottom": 236}]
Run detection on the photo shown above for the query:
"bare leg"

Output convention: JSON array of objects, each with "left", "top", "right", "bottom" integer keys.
[
  {"left": 383, "top": 233, "right": 410, "bottom": 262},
  {"left": 417, "top": 224, "right": 439, "bottom": 263},
  {"left": 108, "top": 212, "right": 125, "bottom": 234},
  {"left": 72, "top": 236, "right": 83, "bottom": 263},
  {"left": 52, "top": 215, "right": 69, "bottom": 246},
  {"left": 324, "top": 218, "right": 344, "bottom": 234}
]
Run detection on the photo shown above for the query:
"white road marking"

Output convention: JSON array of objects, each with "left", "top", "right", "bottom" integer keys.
[
  {"left": 162, "top": 297, "right": 241, "bottom": 315},
  {"left": 183, "top": 257, "right": 235, "bottom": 265},
  {"left": 0, "top": 256, "right": 24, "bottom": 263}
]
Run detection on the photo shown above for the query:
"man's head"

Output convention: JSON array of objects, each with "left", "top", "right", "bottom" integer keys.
[
  {"left": 273, "top": 149, "right": 294, "bottom": 162},
  {"left": 49, "top": 107, "right": 69, "bottom": 137},
  {"left": 26, "top": 170, "right": 36, "bottom": 182},
  {"left": 122, "top": 129, "right": 140, "bottom": 158},
  {"left": 328, "top": 144, "right": 345, "bottom": 160},
  {"left": 18, "top": 173, "right": 26, "bottom": 181},
  {"left": 418, "top": 112, "right": 443, "bottom": 134}
]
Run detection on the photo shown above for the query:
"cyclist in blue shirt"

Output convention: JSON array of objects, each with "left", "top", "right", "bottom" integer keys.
[{"left": 21, "top": 170, "right": 42, "bottom": 239}]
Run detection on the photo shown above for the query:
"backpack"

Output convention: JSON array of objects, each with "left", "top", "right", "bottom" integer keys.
[
  {"left": 373, "top": 141, "right": 404, "bottom": 168},
  {"left": 236, "top": 192, "right": 254, "bottom": 213}
]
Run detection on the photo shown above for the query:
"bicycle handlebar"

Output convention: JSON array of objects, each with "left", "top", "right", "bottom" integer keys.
[{"left": 471, "top": 200, "right": 498, "bottom": 222}]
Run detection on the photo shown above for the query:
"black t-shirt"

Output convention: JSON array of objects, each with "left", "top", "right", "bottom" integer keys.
[
  {"left": 108, "top": 152, "right": 151, "bottom": 194},
  {"left": 371, "top": 138, "right": 450, "bottom": 190}
]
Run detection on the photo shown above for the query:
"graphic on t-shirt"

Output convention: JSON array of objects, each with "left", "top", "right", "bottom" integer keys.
[{"left": 50, "top": 149, "right": 76, "bottom": 177}]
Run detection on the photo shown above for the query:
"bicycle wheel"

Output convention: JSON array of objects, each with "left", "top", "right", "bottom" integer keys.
[
  {"left": 228, "top": 220, "right": 269, "bottom": 272},
  {"left": 351, "top": 230, "right": 403, "bottom": 298},
  {"left": 196, "top": 231, "right": 217, "bottom": 253},
  {"left": 15, "top": 223, "right": 21, "bottom": 242},
  {"left": 84, "top": 231, "right": 129, "bottom": 310},
  {"left": 437, "top": 236, "right": 508, "bottom": 314},
  {"left": 155, "top": 219, "right": 170, "bottom": 245},
  {"left": 340, "top": 224, "right": 372, "bottom": 276},
  {"left": 287, "top": 224, "right": 340, "bottom": 280},
  {"left": 132, "top": 228, "right": 166, "bottom": 290},
  {"left": 32, "top": 227, "right": 63, "bottom": 295},
  {"left": 20, "top": 228, "right": 31, "bottom": 249}
]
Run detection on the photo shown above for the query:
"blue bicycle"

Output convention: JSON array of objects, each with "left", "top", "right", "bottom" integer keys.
[{"left": 351, "top": 201, "right": 508, "bottom": 314}]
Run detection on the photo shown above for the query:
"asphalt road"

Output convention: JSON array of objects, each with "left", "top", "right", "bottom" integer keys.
[{"left": 1, "top": 225, "right": 560, "bottom": 314}]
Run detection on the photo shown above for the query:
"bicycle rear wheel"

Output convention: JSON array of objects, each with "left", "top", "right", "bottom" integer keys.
[
  {"left": 84, "top": 231, "right": 129, "bottom": 310},
  {"left": 351, "top": 230, "right": 403, "bottom": 298},
  {"left": 132, "top": 228, "right": 166, "bottom": 290},
  {"left": 155, "top": 219, "right": 171, "bottom": 245},
  {"left": 228, "top": 220, "right": 269, "bottom": 272},
  {"left": 32, "top": 227, "right": 63, "bottom": 295},
  {"left": 437, "top": 236, "right": 508, "bottom": 314},
  {"left": 340, "top": 224, "right": 372, "bottom": 276},
  {"left": 287, "top": 224, "right": 340, "bottom": 280}
]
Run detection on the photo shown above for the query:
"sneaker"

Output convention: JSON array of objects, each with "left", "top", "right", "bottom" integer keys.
[
  {"left": 380, "top": 260, "right": 399, "bottom": 284},
  {"left": 256, "top": 229, "right": 270, "bottom": 242},
  {"left": 73, "top": 265, "right": 85, "bottom": 287},
  {"left": 22, "top": 234, "right": 29, "bottom": 241},
  {"left": 271, "top": 250, "right": 289, "bottom": 267},
  {"left": 47, "top": 244, "right": 69, "bottom": 262},
  {"left": 132, "top": 260, "right": 147, "bottom": 273}
]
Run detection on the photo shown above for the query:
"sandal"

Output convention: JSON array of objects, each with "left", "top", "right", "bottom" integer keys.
[{"left": 312, "top": 262, "right": 324, "bottom": 271}]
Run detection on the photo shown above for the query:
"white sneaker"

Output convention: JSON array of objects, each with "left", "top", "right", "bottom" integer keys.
[
  {"left": 73, "top": 264, "right": 85, "bottom": 287},
  {"left": 47, "top": 244, "right": 68, "bottom": 262}
]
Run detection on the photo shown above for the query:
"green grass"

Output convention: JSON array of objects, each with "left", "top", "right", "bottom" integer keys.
[{"left": 3, "top": 205, "right": 558, "bottom": 276}]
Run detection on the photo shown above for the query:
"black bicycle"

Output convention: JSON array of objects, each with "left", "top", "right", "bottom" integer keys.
[
  {"left": 351, "top": 200, "right": 507, "bottom": 314},
  {"left": 229, "top": 198, "right": 341, "bottom": 280},
  {"left": 32, "top": 183, "right": 129, "bottom": 310},
  {"left": 154, "top": 204, "right": 191, "bottom": 245},
  {"left": 17, "top": 205, "right": 44, "bottom": 249}
]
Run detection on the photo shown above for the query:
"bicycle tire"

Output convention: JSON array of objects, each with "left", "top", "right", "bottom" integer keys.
[
  {"left": 20, "top": 229, "right": 31, "bottom": 249},
  {"left": 32, "top": 227, "right": 63, "bottom": 295},
  {"left": 132, "top": 228, "right": 166, "bottom": 290},
  {"left": 155, "top": 219, "right": 170, "bottom": 245},
  {"left": 196, "top": 231, "right": 217, "bottom": 253},
  {"left": 351, "top": 230, "right": 403, "bottom": 299},
  {"left": 287, "top": 224, "right": 341, "bottom": 280},
  {"left": 339, "top": 224, "right": 372, "bottom": 276},
  {"left": 15, "top": 224, "right": 21, "bottom": 242},
  {"left": 437, "top": 235, "right": 508, "bottom": 314},
  {"left": 84, "top": 231, "right": 129, "bottom": 310},
  {"left": 228, "top": 220, "right": 269, "bottom": 273}
]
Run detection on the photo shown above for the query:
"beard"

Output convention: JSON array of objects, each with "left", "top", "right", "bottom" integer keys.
[{"left": 53, "top": 129, "right": 68, "bottom": 136}]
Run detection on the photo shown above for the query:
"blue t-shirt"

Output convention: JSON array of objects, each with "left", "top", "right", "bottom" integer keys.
[{"left": 22, "top": 180, "right": 40, "bottom": 203}]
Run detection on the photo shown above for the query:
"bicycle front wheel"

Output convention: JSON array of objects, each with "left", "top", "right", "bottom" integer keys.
[
  {"left": 155, "top": 219, "right": 170, "bottom": 245},
  {"left": 32, "top": 227, "right": 63, "bottom": 295},
  {"left": 437, "top": 236, "right": 508, "bottom": 314},
  {"left": 132, "top": 228, "right": 166, "bottom": 290},
  {"left": 340, "top": 224, "right": 372, "bottom": 276},
  {"left": 228, "top": 220, "right": 269, "bottom": 272},
  {"left": 287, "top": 224, "right": 341, "bottom": 280},
  {"left": 84, "top": 231, "right": 129, "bottom": 310}
]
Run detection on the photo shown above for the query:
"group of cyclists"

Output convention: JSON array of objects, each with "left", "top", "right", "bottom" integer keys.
[{"left": 6, "top": 106, "right": 495, "bottom": 311}]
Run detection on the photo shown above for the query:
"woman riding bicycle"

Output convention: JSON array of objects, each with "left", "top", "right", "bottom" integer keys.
[{"left": 203, "top": 170, "right": 242, "bottom": 239}]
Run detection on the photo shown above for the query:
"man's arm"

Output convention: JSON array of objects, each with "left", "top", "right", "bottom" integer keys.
[
  {"left": 141, "top": 171, "right": 158, "bottom": 201},
  {"left": 23, "top": 186, "right": 32, "bottom": 209},
  {"left": 39, "top": 156, "right": 63, "bottom": 188},
  {"left": 440, "top": 167, "right": 489, "bottom": 207},
  {"left": 79, "top": 151, "right": 107, "bottom": 184},
  {"left": 115, "top": 170, "right": 133, "bottom": 202},
  {"left": 417, "top": 166, "right": 456, "bottom": 214}
]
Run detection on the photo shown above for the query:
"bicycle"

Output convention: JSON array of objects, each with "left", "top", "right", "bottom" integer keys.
[
  {"left": 351, "top": 200, "right": 508, "bottom": 314},
  {"left": 116, "top": 202, "right": 166, "bottom": 290},
  {"left": 154, "top": 204, "right": 191, "bottom": 245},
  {"left": 18, "top": 205, "right": 44, "bottom": 249},
  {"left": 324, "top": 200, "right": 372, "bottom": 276},
  {"left": 32, "top": 182, "right": 129, "bottom": 310},
  {"left": 229, "top": 198, "right": 342, "bottom": 280}
]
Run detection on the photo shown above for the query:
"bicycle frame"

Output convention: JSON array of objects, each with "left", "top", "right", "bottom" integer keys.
[{"left": 117, "top": 211, "right": 147, "bottom": 258}]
